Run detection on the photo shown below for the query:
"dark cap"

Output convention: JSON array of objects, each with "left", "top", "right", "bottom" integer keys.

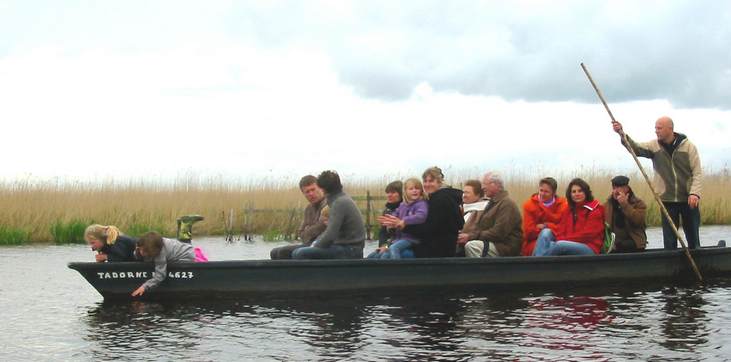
[{"left": 611, "top": 175, "right": 630, "bottom": 187}]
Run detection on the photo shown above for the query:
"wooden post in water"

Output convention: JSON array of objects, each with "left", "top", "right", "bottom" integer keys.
[
  {"left": 365, "top": 190, "right": 372, "bottom": 240},
  {"left": 580, "top": 62, "right": 703, "bottom": 282}
]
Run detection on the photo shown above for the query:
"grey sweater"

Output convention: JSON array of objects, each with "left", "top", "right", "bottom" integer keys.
[
  {"left": 142, "top": 238, "right": 195, "bottom": 291},
  {"left": 315, "top": 191, "right": 366, "bottom": 249}
]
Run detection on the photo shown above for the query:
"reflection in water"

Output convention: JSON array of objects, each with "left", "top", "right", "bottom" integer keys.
[
  {"left": 85, "top": 301, "right": 210, "bottom": 360},
  {"left": 659, "top": 286, "right": 709, "bottom": 352},
  {"left": 77, "top": 285, "right": 722, "bottom": 361},
  {"left": 8, "top": 237, "right": 731, "bottom": 360}
]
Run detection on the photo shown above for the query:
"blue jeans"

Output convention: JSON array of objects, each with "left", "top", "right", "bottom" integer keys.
[
  {"left": 366, "top": 250, "right": 382, "bottom": 259},
  {"left": 380, "top": 239, "right": 416, "bottom": 259},
  {"left": 292, "top": 244, "right": 364, "bottom": 259},
  {"left": 662, "top": 202, "right": 701, "bottom": 249},
  {"left": 533, "top": 229, "right": 595, "bottom": 256}
]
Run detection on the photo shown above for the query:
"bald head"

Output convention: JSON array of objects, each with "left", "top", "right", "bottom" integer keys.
[{"left": 655, "top": 116, "right": 676, "bottom": 143}]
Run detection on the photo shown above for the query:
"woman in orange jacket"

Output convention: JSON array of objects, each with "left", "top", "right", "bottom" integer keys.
[
  {"left": 533, "top": 178, "right": 605, "bottom": 256},
  {"left": 521, "top": 177, "right": 568, "bottom": 256}
]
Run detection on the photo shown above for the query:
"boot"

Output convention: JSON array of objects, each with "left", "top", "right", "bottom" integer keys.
[{"left": 177, "top": 214, "right": 205, "bottom": 243}]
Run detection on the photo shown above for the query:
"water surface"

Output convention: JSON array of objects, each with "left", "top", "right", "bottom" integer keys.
[{"left": 1, "top": 226, "right": 730, "bottom": 360}]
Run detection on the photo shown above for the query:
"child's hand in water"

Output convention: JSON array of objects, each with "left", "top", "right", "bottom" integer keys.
[{"left": 131, "top": 285, "right": 146, "bottom": 297}]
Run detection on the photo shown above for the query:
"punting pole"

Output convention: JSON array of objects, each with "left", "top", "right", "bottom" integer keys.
[{"left": 580, "top": 62, "right": 703, "bottom": 282}]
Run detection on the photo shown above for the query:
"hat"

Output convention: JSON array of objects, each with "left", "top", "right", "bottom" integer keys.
[{"left": 611, "top": 175, "right": 630, "bottom": 187}]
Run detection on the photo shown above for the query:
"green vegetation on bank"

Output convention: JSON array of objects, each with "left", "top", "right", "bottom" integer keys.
[
  {"left": 0, "top": 225, "right": 30, "bottom": 245},
  {"left": 50, "top": 219, "right": 88, "bottom": 244}
]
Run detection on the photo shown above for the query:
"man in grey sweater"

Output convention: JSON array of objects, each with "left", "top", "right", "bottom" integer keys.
[{"left": 292, "top": 170, "right": 366, "bottom": 259}]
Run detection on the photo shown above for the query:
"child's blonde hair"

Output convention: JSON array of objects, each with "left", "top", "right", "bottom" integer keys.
[
  {"left": 84, "top": 224, "right": 122, "bottom": 245},
  {"left": 403, "top": 177, "right": 428, "bottom": 204},
  {"left": 320, "top": 206, "right": 330, "bottom": 219}
]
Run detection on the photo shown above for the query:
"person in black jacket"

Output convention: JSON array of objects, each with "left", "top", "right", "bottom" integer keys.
[
  {"left": 84, "top": 224, "right": 138, "bottom": 262},
  {"left": 380, "top": 167, "right": 463, "bottom": 258},
  {"left": 367, "top": 180, "right": 404, "bottom": 259}
]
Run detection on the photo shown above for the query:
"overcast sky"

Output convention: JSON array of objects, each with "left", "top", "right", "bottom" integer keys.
[{"left": 1, "top": 1, "right": 729, "bottom": 184}]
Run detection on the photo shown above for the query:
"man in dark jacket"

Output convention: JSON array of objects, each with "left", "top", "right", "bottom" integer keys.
[
  {"left": 604, "top": 175, "right": 647, "bottom": 252},
  {"left": 270, "top": 175, "right": 328, "bottom": 259},
  {"left": 462, "top": 172, "right": 523, "bottom": 257},
  {"left": 292, "top": 171, "right": 365, "bottom": 259}
]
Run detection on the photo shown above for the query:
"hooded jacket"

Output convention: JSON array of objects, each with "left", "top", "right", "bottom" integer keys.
[
  {"left": 403, "top": 187, "right": 464, "bottom": 258},
  {"left": 521, "top": 194, "right": 569, "bottom": 256},
  {"left": 623, "top": 133, "right": 702, "bottom": 202},
  {"left": 393, "top": 199, "right": 429, "bottom": 243},
  {"left": 556, "top": 199, "right": 605, "bottom": 254}
]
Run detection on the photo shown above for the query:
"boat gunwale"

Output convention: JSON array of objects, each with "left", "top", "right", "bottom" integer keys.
[{"left": 67, "top": 246, "right": 729, "bottom": 271}]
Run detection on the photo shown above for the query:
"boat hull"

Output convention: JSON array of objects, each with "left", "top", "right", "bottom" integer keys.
[{"left": 68, "top": 247, "right": 731, "bottom": 300}]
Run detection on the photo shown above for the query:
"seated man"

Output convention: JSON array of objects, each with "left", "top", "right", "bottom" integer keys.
[
  {"left": 521, "top": 177, "right": 568, "bottom": 256},
  {"left": 459, "top": 172, "right": 523, "bottom": 257},
  {"left": 270, "top": 175, "right": 328, "bottom": 259},
  {"left": 604, "top": 175, "right": 647, "bottom": 252},
  {"left": 292, "top": 170, "right": 366, "bottom": 259}
]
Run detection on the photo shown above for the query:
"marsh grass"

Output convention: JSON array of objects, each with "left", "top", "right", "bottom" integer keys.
[
  {"left": 0, "top": 225, "right": 29, "bottom": 245},
  {"left": 0, "top": 169, "right": 729, "bottom": 243},
  {"left": 50, "top": 219, "right": 89, "bottom": 244}
]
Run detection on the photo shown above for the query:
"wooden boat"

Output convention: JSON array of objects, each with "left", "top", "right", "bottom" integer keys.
[{"left": 68, "top": 242, "right": 731, "bottom": 301}]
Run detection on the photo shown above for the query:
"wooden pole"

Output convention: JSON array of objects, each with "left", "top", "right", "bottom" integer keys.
[{"left": 580, "top": 62, "right": 703, "bottom": 282}]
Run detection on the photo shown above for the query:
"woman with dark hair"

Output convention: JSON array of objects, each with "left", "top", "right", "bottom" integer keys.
[
  {"left": 380, "top": 166, "right": 463, "bottom": 258},
  {"left": 532, "top": 178, "right": 605, "bottom": 256},
  {"left": 367, "top": 180, "right": 405, "bottom": 259}
]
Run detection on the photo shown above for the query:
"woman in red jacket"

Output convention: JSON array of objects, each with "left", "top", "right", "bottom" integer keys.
[{"left": 532, "top": 178, "right": 605, "bottom": 256}]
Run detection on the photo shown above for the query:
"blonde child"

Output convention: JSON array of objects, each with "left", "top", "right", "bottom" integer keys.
[
  {"left": 377, "top": 178, "right": 429, "bottom": 259},
  {"left": 84, "top": 224, "right": 137, "bottom": 262}
]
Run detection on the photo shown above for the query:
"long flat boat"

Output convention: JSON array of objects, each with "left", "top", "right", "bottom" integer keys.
[{"left": 68, "top": 244, "right": 731, "bottom": 300}]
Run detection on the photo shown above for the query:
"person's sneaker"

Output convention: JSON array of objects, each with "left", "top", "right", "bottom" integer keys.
[{"left": 177, "top": 215, "right": 205, "bottom": 242}]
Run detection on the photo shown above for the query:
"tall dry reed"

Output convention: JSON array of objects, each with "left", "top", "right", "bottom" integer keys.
[{"left": 0, "top": 170, "right": 729, "bottom": 243}]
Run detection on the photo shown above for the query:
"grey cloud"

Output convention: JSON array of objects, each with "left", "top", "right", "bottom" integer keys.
[{"left": 230, "top": 0, "right": 731, "bottom": 109}]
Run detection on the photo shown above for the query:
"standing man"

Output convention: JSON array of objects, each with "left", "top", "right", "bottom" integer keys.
[
  {"left": 613, "top": 116, "right": 702, "bottom": 249},
  {"left": 269, "top": 175, "right": 327, "bottom": 259},
  {"left": 292, "top": 170, "right": 366, "bottom": 259},
  {"left": 461, "top": 172, "right": 523, "bottom": 257},
  {"left": 603, "top": 175, "right": 647, "bottom": 253}
]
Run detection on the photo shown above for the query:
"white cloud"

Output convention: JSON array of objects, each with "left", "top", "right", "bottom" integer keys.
[{"left": 1, "top": 2, "right": 729, "bottom": 184}]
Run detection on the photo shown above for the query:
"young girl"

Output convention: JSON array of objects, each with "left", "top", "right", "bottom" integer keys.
[
  {"left": 379, "top": 178, "right": 429, "bottom": 259},
  {"left": 84, "top": 224, "right": 138, "bottom": 262},
  {"left": 131, "top": 231, "right": 196, "bottom": 297}
]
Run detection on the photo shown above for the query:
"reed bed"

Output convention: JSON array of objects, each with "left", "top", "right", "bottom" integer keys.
[{"left": 1, "top": 170, "right": 729, "bottom": 244}]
